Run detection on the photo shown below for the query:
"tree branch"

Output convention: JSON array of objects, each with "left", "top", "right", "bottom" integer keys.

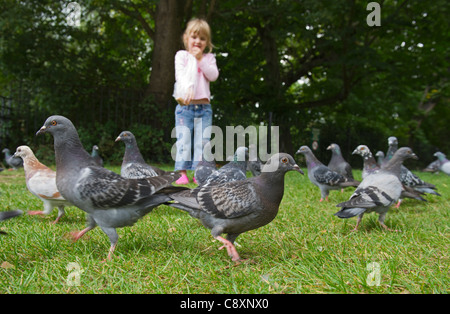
[{"left": 116, "top": 4, "right": 155, "bottom": 40}]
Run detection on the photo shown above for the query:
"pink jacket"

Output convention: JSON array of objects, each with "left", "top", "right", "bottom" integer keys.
[{"left": 174, "top": 50, "right": 219, "bottom": 101}]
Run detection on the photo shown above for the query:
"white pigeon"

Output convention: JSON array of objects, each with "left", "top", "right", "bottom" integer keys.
[{"left": 13, "top": 145, "right": 72, "bottom": 224}]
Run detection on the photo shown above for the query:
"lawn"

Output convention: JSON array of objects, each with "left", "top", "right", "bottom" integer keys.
[{"left": 0, "top": 164, "right": 448, "bottom": 294}]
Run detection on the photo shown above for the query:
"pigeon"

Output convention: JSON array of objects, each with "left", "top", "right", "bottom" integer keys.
[
  {"left": 433, "top": 152, "right": 450, "bottom": 175},
  {"left": 247, "top": 143, "right": 263, "bottom": 177},
  {"left": 167, "top": 153, "right": 303, "bottom": 261},
  {"left": 0, "top": 210, "right": 23, "bottom": 235},
  {"left": 384, "top": 136, "right": 398, "bottom": 163},
  {"left": 13, "top": 145, "right": 72, "bottom": 224},
  {"left": 385, "top": 137, "right": 440, "bottom": 201},
  {"left": 353, "top": 145, "right": 426, "bottom": 204},
  {"left": 296, "top": 145, "right": 360, "bottom": 202},
  {"left": 422, "top": 159, "right": 440, "bottom": 174},
  {"left": 36, "top": 115, "right": 188, "bottom": 260},
  {"left": 2, "top": 148, "right": 23, "bottom": 170},
  {"left": 194, "top": 141, "right": 217, "bottom": 185},
  {"left": 352, "top": 145, "right": 381, "bottom": 179},
  {"left": 327, "top": 143, "right": 354, "bottom": 180},
  {"left": 375, "top": 151, "right": 385, "bottom": 166},
  {"left": 91, "top": 145, "right": 103, "bottom": 167},
  {"left": 334, "top": 147, "right": 418, "bottom": 232},
  {"left": 115, "top": 131, "right": 166, "bottom": 179},
  {"left": 201, "top": 146, "right": 249, "bottom": 187}
]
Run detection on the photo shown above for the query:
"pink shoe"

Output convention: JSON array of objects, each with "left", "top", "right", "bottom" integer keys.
[
  {"left": 192, "top": 176, "right": 198, "bottom": 184},
  {"left": 175, "top": 174, "right": 189, "bottom": 185}
]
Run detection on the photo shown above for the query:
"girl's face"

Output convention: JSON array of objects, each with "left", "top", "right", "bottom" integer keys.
[{"left": 187, "top": 32, "right": 207, "bottom": 55}]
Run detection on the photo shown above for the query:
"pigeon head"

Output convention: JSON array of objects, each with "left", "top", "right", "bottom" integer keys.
[
  {"left": 375, "top": 151, "right": 384, "bottom": 158},
  {"left": 433, "top": 152, "right": 446, "bottom": 159},
  {"left": 12, "top": 145, "right": 33, "bottom": 159},
  {"left": 233, "top": 146, "right": 249, "bottom": 162},
  {"left": 352, "top": 145, "right": 371, "bottom": 157},
  {"left": 262, "top": 153, "right": 304, "bottom": 175},
  {"left": 36, "top": 115, "right": 76, "bottom": 138},
  {"left": 327, "top": 143, "right": 341, "bottom": 153},
  {"left": 393, "top": 147, "right": 418, "bottom": 161},
  {"left": 295, "top": 145, "right": 310, "bottom": 155},
  {"left": 388, "top": 136, "right": 398, "bottom": 146},
  {"left": 2, "top": 148, "right": 11, "bottom": 155},
  {"left": 115, "top": 131, "right": 136, "bottom": 144},
  {"left": 382, "top": 147, "right": 418, "bottom": 175}
]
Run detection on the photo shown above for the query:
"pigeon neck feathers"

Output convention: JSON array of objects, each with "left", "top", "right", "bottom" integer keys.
[{"left": 123, "top": 139, "right": 146, "bottom": 165}]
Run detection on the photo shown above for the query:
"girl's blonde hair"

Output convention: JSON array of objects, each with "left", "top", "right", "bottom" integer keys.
[{"left": 183, "top": 18, "right": 214, "bottom": 53}]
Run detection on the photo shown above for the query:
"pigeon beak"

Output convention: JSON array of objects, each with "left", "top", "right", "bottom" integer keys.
[
  {"left": 326, "top": 145, "right": 332, "bottom": 150},
  {"left": 36, "top": 125, "right": 47, "bottom": 136},
  {"left": 293, "top": 164, "right": 304, "bottom": 175},
  {"left": 411, "top": 153, "right": 419, "bottom": 160},
  {"left": 115, "top": 136, "right": 121, "bottom": 142}
]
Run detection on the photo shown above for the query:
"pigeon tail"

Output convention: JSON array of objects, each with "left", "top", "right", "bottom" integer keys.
[{"left": 334, "top": 207, "right": 366, "bottom": 219}]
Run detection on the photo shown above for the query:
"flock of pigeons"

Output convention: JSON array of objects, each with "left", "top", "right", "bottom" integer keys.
[{"left": 1, "top": 115, "right": 449, "bottom": 262}]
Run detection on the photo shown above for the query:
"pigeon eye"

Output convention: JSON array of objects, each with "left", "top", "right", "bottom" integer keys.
[
  {"left": 281, "top": 157, "right": 288, "bottom": 164},
  {"left": 51, "top": 120, "right": 57, "bottom": 126}
]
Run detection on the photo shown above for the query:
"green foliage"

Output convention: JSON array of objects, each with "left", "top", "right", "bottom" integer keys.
[{"left": 0, "top": 0, "right": 449, "bottom": 165}]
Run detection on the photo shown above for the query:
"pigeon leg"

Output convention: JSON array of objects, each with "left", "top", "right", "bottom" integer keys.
[
  {"left": 351, "top": 214, "right": 364, "bottom": 232},
  {"left": 52, "top": 206, "right": 66, "bottom": 224},
  {"left": 378, "top": 212, "right": 400, "bottom": 232},
  {"left": 106, "top": 243, "right": 117, "bottom": 261},
  {"left": 100, "top": 226, "right": 119, "bottom": 261},
  {"left": 28, "top": 211, "right": 45, "bottom": 216},
  {"left": 69, "top": 226, "right": 95, "bottom": 242},
  {"left": 394, "top": 199, "right": 402, "bottom": 208},
  {"left": 215, "top": 236, "right": 241, "bottom": 261}
]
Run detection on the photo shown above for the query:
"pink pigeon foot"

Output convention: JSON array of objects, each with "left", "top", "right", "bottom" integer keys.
[{"left": 215, "top": 236, "right": 241, "bottom": 262}]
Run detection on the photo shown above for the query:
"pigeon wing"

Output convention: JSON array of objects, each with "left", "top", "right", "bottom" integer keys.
[
  {"left": 198, "top": 180, "right": 262, "bottom": 219},
  {"left": 76, "top": 166, "right": 178, "bottom": 208},
  {"left": 313, "top": 165, "right": 347, "bottom": 186}
]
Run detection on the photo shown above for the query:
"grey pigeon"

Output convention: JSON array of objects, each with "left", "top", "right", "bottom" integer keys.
[
  {"left": 13, "top": 145, "right": 72, "bottom": 224},
  {"left": 247, "top": 143, "right": 263, "bottom": 177},
  {"left": 202, "top": 146, "right": 249, "bottom": 187},
  {"left": 91, "top": 145, "right": 103, "bottom": 167},
  {"left": 422, "top": 159, "right": 440, "bottom": 174},
  {"left": 352, "top": 145, "right": 380, "bottom": 179},
  {"left": 334, "top": 147, "right": 418, "bottom": 232},
  {"left": 327, "top": 143, "right": 354, "bottom": 180},
  {"left": 194, "top": 141, "right": 217, "bottom": 185},
  {"left": 296, "top": 146, "right": 360, "bottom": 202},
  {"left": 2, "top": 148, "right": 23, "bottom": 170},
  {"left": 384, "top": 136, "right": 398, "bottom": 163},
  {"left": 115, "top": 131, "right": 166, "bottom": 179},
  {"left": 385, "top": 137, "right": 440, "bottom": 202},
  {"left": 167, "top": 153, "right": 303, "bottom": 261},
  {"left": 433, "top": 152, "right": 450, "bottom": 175},
  {"left": 353, "top": 145, "right": 426, "bottom": 204},
  {"left": 36, "top": 115, "right": 188, "bottom": 260},
  {"left": 0, "top": 210, "right": 23, "bottom": 235},
  {"left": 375, "top": 151, "right": 385, "bottom": 166}
]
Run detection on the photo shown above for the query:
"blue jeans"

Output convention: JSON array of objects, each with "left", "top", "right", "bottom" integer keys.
[{"left": 174, "top": 104, "right": 213, "bottom": 171}]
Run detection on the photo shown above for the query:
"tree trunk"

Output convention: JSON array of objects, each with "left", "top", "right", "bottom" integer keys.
[{"left": 145, "top": 1, "right": 185, "bottom": 111}]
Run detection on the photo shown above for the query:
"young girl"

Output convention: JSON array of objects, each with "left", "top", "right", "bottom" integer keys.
[{"left": 173, "top": 18, "right": 219, "bottom": 184}]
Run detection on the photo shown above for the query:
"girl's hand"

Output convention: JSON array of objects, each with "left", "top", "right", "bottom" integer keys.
[{"left": 190, "top": 47, "right": 203, "bottom": 61}]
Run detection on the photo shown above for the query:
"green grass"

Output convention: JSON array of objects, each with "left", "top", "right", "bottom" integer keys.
[{"left": 0, "top": 165, "right": 448, "bottom": 293}]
